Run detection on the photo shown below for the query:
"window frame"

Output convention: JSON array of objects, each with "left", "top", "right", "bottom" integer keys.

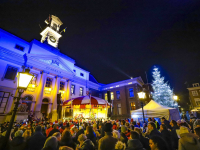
[
  {"left": 104, "top": 93, "right": 108, "bottom": 100},
  {"left": 79, "top": 87, "right": 84, "bottom": 96},
  {"left": 71, "top": 84, "right": 75, "bottom": 94},
  {"left": 195, "top": 98, "right": 200, "bottom": 106},
  {"left": 116, "top": 91, "right": 120, "bottom": 100},
  {"left": 117, "top": 103, "right": 122, "bottom": 115},
  {"left": 130, "top": 102, "right": 136, "bottom": 110},
  {"left": 45, "top": 77, "right": 53, "bottom": 88},
  {"left": 3, "top": 65, "right": 19, "bottom": 81},
  {"left": 14, "top": 44, "right": 25, "bottom": 51},
  {"left": 129, "top": 88, "right": 134, "bottom": 98},
  {"left": 192, "top": 91, "right": 198, "bottom": 96},
  {"left": 60, "top": 81, "right": 65, "bottom": 91}
]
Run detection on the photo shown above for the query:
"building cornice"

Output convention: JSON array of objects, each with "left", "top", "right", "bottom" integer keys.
[{"left": 187, "top": 87, "right": 200, "bottom": 90}]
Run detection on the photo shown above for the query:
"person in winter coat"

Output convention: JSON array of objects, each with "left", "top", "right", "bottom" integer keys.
[
  {"left": 178, "top": 126, "right": 200, "bottom": 150},
  {"left": 9, "top": 130, "right": 26, "bottom": 150},
  {"left": 42, "top": 136, "right": 58, "bottom": 150},
  {"left": 146, "top": 122, "right": 161, "bottom": 138},
  {"left": 76, "top": 134, "right": 95, "bottom": 150},
  {"left": 126, "top": 131, "right": 144, "bottom": 150},
  {"left": 134, "top": 127, "right": 150, "bottom": 150},
  {"left": 170, "top": 120, "right": 179, "bottom": 149},
  {"left": 160, "top": 124, "right": 172, "bottom": 149},
  {"left": 75, "top": 126, "right": 85, "bottom": 144},
  {"left": 60, "top": 130, "right": 76, "bottom": 150},
  {"left": 28, "top": 126, "right": 46, "bottom": 150},
  {"left": 98, "top": 123, "right": 118, "bottom": 150},
  {"left": 120, "top": 126, "right": 128, "bottom": 146},
  {"left": 149, "top": 135, "right": 169, "bottom": 150},
  {"left": 86, "top": 126, "right": 97, "bottom": 147}
]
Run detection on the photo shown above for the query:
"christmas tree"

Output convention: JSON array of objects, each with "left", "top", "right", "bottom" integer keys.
[{"left": 151, "top": 66, "right": 177, "bottom": 107}]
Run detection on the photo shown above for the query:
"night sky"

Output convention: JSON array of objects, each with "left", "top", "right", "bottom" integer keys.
[{"left": 1, "top": 1, "right": 200, "bottom": 106}]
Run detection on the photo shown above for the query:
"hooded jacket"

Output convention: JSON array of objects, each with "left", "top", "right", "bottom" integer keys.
[
  {"left": 127, "top": 139, "right": 144, "bottom": 150},
  {"left": 179, "top": 133, "right": 200, "bottom": 150}
]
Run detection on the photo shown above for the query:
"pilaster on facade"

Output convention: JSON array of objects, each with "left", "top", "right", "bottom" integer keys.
[{"left": 65, "top": 79, "right": 72, "bottom": 101}]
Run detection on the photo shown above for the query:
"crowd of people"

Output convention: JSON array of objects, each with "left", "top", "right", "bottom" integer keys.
[{"left": 1, "top": 116, "right": 200, "bottom": 150}]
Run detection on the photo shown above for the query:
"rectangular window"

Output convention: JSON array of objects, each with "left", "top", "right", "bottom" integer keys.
[
  {"left": 60, "top": 81, "right": 65, "bottom": 90},
  {"left": 80, "top": 73, "right": 84, "bottom": 77},
  {"left": 79, "top": 87, "right": 83, "bottom": 96},
  {"left": 129, "top": 88, "right": 134, "bottom": 97},
  {"left": 4, "top": 65, "right": 18, "bottom": 80},
  {"left": 104, "top": 93, "right": 108, "bottom": 100},
  {"left": 0, "top": 91, "right": 10, "bottom": 113},
  {"left": 111, "top": 92, "right": 114, "bottom": 100},
  {"left": 30, "top": 73, "right": 37, "bottom": 84},
  {"left": 71, "top": 84, "right": 75, "bottom": 94},
  {"left": 45, "top": 78, "right": 52, "bottom": 88},
  {"left": 195, "top": 98, "right": 200, "bottom": 106},
  {"left": 99, "top": 93, "right": 102, "bottom": 98},
  {"left": 117, "top": 103, "right": 122, "bottom": 115},
  {"left": 130, "top": 102, "right": 136, "bottom": 110},
  {"left": 116, "top": 91, "right": 120, "bottom": 100},
  {"left": 15, "top": 44, "right": 24, "bottom": 51},
  {"left": 192, "top": 91, "right": 198, "bottom": 96}
]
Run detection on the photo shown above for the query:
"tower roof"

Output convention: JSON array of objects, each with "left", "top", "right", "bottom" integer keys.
[{"left": 51, "top": 15, "right": 63, "bottom": 25}]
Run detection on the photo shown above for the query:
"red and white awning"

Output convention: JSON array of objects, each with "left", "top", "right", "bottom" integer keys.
[{"left": 63, "top": 95, "right": 110, "bottom": 106}]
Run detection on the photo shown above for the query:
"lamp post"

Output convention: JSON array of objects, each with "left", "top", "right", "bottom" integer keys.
[
  {"left": 1, "top": 68, "right": 34, "bottom": 150},
  {"left": 137, "top": 91, "right": 146, "bottom": 123},
  {"left": 173, "top": 95, "right": 179, "bottom": 107}
]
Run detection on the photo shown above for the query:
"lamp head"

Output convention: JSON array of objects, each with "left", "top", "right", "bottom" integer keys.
[
  {"left": 173, "top": 95, "right": 178, "bottom": 101},
  {"left": 17, "top": 69, "right": 34, "bottom": 90},
  {"left": 137, "top": 91, "right": 146, "bottom": 99}
]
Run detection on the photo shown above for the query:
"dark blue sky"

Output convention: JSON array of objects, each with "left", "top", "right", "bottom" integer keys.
[{"left": 1, "top": 0, "right": 200, "bottom": 103}]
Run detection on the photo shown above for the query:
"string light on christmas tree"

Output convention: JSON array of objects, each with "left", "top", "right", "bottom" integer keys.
[{"left": 151, "top": 66, "right": 177, "bottom": 107}]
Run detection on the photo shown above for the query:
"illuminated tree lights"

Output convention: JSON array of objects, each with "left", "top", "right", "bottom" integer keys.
[{"left": 151, "top": 67, "right": 177, "bottom": 107}]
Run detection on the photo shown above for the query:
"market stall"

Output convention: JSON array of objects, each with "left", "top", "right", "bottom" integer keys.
[{"left": 62, "top": 95, "right": 110, "bottom": 120}]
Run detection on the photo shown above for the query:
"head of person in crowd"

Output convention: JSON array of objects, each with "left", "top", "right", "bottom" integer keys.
[
  {"left": 53, "top": 132, "right": 61, "bottom": 141},
  {"left": 35, "top": 125, "right": 42, "bottom": 132},
  {"left": 61, "top": 130, "right": 72, "bottom": 143},
  {"left": 99, "top": 122, "right": 102, "bottom": 129},
  {"left": 59, "top": 146, "right": 73, "bottom": 150},
  {"left": 22, "top": 129, "right": 31, "bottom": 141},
  {"left": 78, "top": 134, "right": 87, "bottom": 145},
  {"left": 15, "top": 130, "right": 23, "bottom": 137},
  {"left": 115, "top": 141, "right": 126, "bottom": 150},
  {"left": 148, "top": 118, "right": 152, "bottom": 122},
  {"left": 160, "top": 124, "right": 167, "bottom": 132},
  {"left": 148, "top": 122, "right": 156, "bottom": 131},
  {"left": 161, "top": 117, "right": 166, "bottom": 122},
  {"left": 134, "top": 127, "right": 142, "bottom": 135},
  {"left": 43, "top": 136, "right": 58, "bottom": 150},
  {"left": 104, "top": 122, "right": 113, "bottom": 133},
  {"left": 130, "top": 131, "right": 140, "bottom": 140},
  {"left": 121, "top": 120, "right": 125, "bottom": 126},
  {"left": 194, "top": 119, "right": 200, "bottom": 128},
  {"left": 194, "top": 127, "right": 200, "bottom": 139},
  {"left": 53, "top": 124, "right": 58, "bottom": 129},
  {"left": 179, "top": 122, "right": 190, "bottom": 129},
  {"left": 86, "top": 126, "right": 94, "bottom": 136},
  {"left": 170, "top": 120, "right": 177, "bottom": 127},
  {"left": 176, "top": 126, "right": 190, "bottom": 138},
  {"left": 149, "top": 135, "right": 169, "bottom": 150},
  {"left": 113, "top": 130, "right": 120, "bottom": 140},
  {"left": 93, "top": 123, "right": 97, "bottom": 130},
  {"left": 121, "top": 126, "right": 127, "bottom": 134}
]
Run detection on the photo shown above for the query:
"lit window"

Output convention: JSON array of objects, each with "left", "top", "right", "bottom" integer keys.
[
  {"left": 15, "top": 44, "right": 24, "bottom": 51},
  {"left": 105, "top": 93, "right": 108, "bottom": 100},
  {"left": 71, "top": 84, "right": 75, "bottom": 94},
  {"left": 116, "top": 91, "right": 120, "bottom": 100},
  {"left": 195, "top": 98, "right": 200, "bottom": 106},
  {"left": 129, "top": 88, "right": 134, "bottom": 97},
  {"left": 117, "top": 103, "right": 122, "bottom": 115},
  {"left": 80, "top": 73, "right": 84, "bottom": 77},
  {"left": 45, "top": 78, "right": 52, "bottom": 87},
  {"left": 192, "top": 91, "right": 198, "bottom": 96},
  {"left": 79, "top": 87, "right": 83, "bottom": 96},
  {"left": 111, "top": 92, "right": 114, "bottom": 100},
  {"left": 30, "top": 73, "right": 37, "bottom": 84},
  {"left": 60, "top": 81, "right": 65, "bottom": 90},
  {"left": 52, "top": 23, "right": 57, "bottom": 31},
  {"left": 130, "top": 102, "right": 136, "bottom": 110},
  {"left": 4, "top": 65, "right": 18, "bottom": 80}
]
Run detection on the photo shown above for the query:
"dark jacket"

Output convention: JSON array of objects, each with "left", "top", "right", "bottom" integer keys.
[
  {"left": 120, "top": 132, "right": 128, "bottom": 146},
  {"left": 139, "top": 134, "right": 150, "bottom": 150},
  {"left": 163, "top": 120, "right": 171, "bottom": 129},
  {"left": 98, "top": 132, "right": 118, "bottom": 150},
  {"left": 78, "top": 139, "right": 95, "bottom": 150},
  {"left": 126, "top": 139, "right": 143, "bottom": 150},
  {"left": 60, "top": 139, "right": 76, "bottom": 150},
  {"left": 149, "top": 129, "right": 162, "bottom": 138},
  {"left": 48, "top": 128, "right": 60, "bottom": 137},
  {"left": 171, "top": 125, "right": 179, "bottom": 149},
  {"left": 75, "top": 129, "right": 85, "bottom": 143},
  {"left": 9, "top": 136, "right": 26, "bottom": 150},
  {"left": 161, "top": 129, "right": 172, "bottom": 149},
  {"left": 179, "top": 133, "right": 200, "bottom": 150},
  {"left": 28, "top": 131, "right": 46, "bottom": 150},
  {"left": 86, "top": 133, "right": 97, "bottom": 147}
]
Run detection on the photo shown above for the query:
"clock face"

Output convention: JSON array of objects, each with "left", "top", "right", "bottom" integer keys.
[{"left": 49, "top": 36, "right": 56, "bottom": 43}]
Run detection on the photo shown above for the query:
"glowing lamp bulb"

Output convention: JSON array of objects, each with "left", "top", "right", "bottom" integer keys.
[
  {"left": 137, "top": 91, "right": 146, "bottom": 99},
  {"left": 17, "top": 69, "right": 34, "bottom": 89}
]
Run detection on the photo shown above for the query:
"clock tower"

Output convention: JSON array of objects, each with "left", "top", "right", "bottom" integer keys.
[{"left": 40, "top": 15, "right": 63, "bottom": 48}]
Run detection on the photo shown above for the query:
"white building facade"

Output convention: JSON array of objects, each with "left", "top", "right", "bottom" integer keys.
[{"left": 0, "top": 15, "right": 144, "bottom": 123}]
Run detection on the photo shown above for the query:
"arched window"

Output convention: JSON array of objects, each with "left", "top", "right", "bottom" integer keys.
[{"left": 23, "top": 95, "right": 33, "bottom": 112}]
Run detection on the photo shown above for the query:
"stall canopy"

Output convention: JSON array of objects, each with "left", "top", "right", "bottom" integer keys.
[
  {"left": 131, "top": 100, "right": 180, "bottom": 120},
  {"left": 63, "top": 95, "right": 110, "bottom": 107}
]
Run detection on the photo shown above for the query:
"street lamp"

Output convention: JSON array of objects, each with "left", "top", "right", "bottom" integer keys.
[
  {"left": 137, "top": 91, "right": 146, "bottom": 123},
  {"left": 173, "top": 95, "right": 178, "bottom": 101},
  {"left": 1, "top": 68, "right": 34, "bottom": 150}
]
